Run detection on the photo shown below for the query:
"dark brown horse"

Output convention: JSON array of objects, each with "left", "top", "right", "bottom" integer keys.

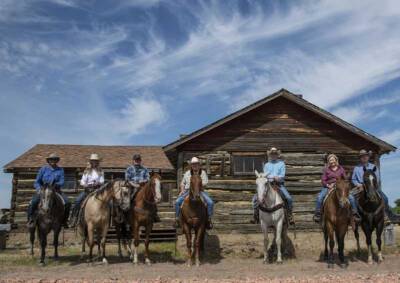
[
  {"left": 29, "top": 183, "right": 64, "bottom": 266},
  {"left": 322, "top": 177, "right": 352, "bottom": 268},
  {"left": 181, "top": 173, "right": 207, "bottom": 267},
  {"left": 354, "top": 166, "right": 385, "bottom": 264},
  {"left": 129, "top": 173, "right": 162, "bottom": 265}
]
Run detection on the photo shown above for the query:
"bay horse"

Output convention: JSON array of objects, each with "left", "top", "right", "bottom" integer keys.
[
  {"left": 181, "top": 172, "right": 207, "bottom": 267},
  {"left": 255, "top": 170, "right": 287, "bottom": 264},
  {"left": 322, "top": 176, "right": 352, "bottom": 268},
  {"left": 79, "top": 181, "right": 129, "bottom": 264},
  {"left": 29, "top": 183, "right": 64, "bottom": 266},
  {"left": 129, "top": 173, "right": 162, "bottom": 265},
  {"left": 354, "top": 166, "right": 385, "bottom": 264}
]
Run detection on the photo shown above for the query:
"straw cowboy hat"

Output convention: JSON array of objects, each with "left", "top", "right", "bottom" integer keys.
[
  {"left": 267, "top": 147, "right": 281, "bottom": 156},
  {"left": 359, "top": 149, "right": 372, "bottom": 157},
  {"left": 46, "top": 153, "right": 60, "bottom": 162},
  {"left": 89, "top": 153, "right": 100, "bottom": 161},
  {"left": 132, "top": 154, "right": 142, "bottom": 160},
  {"left": 190, "top": 157, "right": 200, "bottom": 164}
]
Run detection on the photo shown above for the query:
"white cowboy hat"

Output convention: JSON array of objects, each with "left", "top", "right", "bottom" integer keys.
[
  {"left": 89, "top": 153, "right": 100, "bottom": 161},
  {"left": 190, "top": 157, "right": 200, "bottom": 164},
  {"left": 267, "top": 147, "right": 281, "bottom": 156},
  {"left": 359, "top": 149, "right": 372, "bottom": 157},
  {"left": 46, "top": 153, "right": 60, "bottom": 161}
]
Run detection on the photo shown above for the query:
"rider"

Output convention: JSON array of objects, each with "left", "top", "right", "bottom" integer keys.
[
  {"left": 125, "top": 153, "right": 160, "bottom": 223},
  {"left": 313, "top": 154, "right": 360, "bottom": 223},
  {"left": 251, "top": 147, "right": 294, "bottom": 225},
  {"left": 27, "top": 153, "right": 70, "bottom": 228},
  {"left": 175, "top": 157, "right": 214, "bottom": 229},
  {"left": 351, "top": 149, "right": 393, "bottom": 225},
  {"left": 70, "top": 153, "right": 105, "bottom": 227}
]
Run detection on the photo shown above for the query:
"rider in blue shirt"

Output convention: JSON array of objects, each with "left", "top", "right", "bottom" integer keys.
[
  {"left": 351, "top": 150, "right": 393, "bottom": 224},
  {"left": 252, "top": 147, "right": 294, "bottom": 225},
  {"left": 28, "top": 153, "right": 70, "bottom": 228},
  {"left": 125, "top": 153, "right": 160, "bottom": 222}
]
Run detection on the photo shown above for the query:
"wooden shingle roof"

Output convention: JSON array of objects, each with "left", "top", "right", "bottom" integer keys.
[
  {"left": 3, "top": 144, "right": 174, "bottom": 172},
  {"left": 163, "top": 89, "right": 397, "bottom": 153}
]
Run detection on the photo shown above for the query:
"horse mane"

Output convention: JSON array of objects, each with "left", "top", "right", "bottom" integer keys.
[{"left": 95, "top": 182, "right": 111, "bottom": 197}]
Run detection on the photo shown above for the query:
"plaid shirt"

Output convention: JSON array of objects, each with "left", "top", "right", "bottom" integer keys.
[{"left": 125, "top": 165, "right": 150, "bottom": 184}]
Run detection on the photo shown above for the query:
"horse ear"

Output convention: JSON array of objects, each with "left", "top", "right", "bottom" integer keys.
[
  {"left": 363, "top": 166, "right": 367, "bottom": 172},
  {"left": 373, "top": 166, "right": 377, "bottom": 172}
]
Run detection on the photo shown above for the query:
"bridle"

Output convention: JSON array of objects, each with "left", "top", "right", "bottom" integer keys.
[{"left": 257, "top": 177, "right": 284, "bottom": 213}]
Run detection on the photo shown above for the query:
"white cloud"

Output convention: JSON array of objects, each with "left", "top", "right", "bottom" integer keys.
[{"left": 380, "top": 130, "right": 400, "bottom": 146}]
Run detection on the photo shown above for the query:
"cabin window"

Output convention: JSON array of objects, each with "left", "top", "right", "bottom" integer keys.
[
  {"left": 232, "top": 155, "right": 265, "bottom": 175},
  {"left": 63, "top": 173, "right": 77, "bottom": 191}
]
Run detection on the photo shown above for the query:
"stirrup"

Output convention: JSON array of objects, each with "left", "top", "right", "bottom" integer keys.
[{"left": 174, "top": 219, "right": 181, "bottom": 229}]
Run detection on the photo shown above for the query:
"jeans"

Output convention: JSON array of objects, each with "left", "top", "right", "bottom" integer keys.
[
  {"left": 27, "top": 191, "right": 70, "bottom": 219},
  {"left": 252, "top": 185, "right": 293, "bottom": 210},
  {"left": 175, "top": 191, "right": 214, "bottom": 217},
  {"left": 74, "top": 192, "right": 87, "bottom": 210},
  {"left": 316, "top": 187, "right": 358, "bottom": 212}
]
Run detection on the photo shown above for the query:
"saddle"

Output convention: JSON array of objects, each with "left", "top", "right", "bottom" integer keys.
[
  {"left": 181, "top": 194, "right": 208, "bottom": 210},
  {"left": 321, "top": 188, "right": 336, "bottom": 216}
]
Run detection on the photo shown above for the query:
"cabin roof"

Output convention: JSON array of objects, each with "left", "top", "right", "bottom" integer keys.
[
  {"left": 163, "top": 89, "right": 397, "bottom": 153},
  {"left": 3, "top": 144, "right": 174, "bottom": 173}
]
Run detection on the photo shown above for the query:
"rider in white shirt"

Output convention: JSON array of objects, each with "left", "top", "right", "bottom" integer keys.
[{"left": 70, "top": 153, "right": 104, "bottom": 227}]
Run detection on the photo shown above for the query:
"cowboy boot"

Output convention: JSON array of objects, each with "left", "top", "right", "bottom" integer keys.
[
  {"left": 62, "top": 203, "right": 71, "bottom": 228},
  {"left": 313, "top": 209, "right": 322, "bottom": 223},
  {"left": 250, "top": 208, "right": 260, "bottom": 224},
  {"left": 352, "top": 209, "right": 361, "bottom": 223},
  {"left": 287, "top": 209, "right": 295, "bottom": 225},
  {"left": 69, "top": 206, "right": 79, "bottom": 228}
]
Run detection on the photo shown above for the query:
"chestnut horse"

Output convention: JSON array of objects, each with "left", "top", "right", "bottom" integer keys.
[
  {"left": 181, "top": 173, "right": 207, "bottom": 267},
  {"left": 129, "top": 173, "right": 162, "bottom": 265},
  {"left": 322, "top": 177, "right": 352, "bottom": 268},
  {"left": 354, "top": 166, "right": 385, "bottom": 264}
]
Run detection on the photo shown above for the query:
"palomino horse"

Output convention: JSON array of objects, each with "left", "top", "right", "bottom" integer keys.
[
  {"left": 181, "top": 173, "right": 207, "bottom": 267},
  {"left": 354, "top": 166, "right": 385, "bottom": 264},
  {"left": 111, "top": 180, "right": 133, "bottom": 258},
  {"left": 255, "top": 170, "right": 286, "bottom": 264},
  {"left": 79, "top": 181, "right": 129, "bottom": 264},
  {"left": 322, "top": 177, "right": 352, "bottom": 268},
  {"left": 129, "top": 173, "right": 162, "bottom": 265},
  {"left": 29, "top": 183, "right": 65, "bottom": 266}
]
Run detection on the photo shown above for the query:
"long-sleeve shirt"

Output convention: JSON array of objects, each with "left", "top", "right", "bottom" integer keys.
[
  {"left": 263, "top": 160, "right": 286, "bottom": 182},
  {"left": 352, "top": 162, "right": 380, "bottom": 187},
  {"left": 321, "top": 166, "right": 346, "bottom": 187},
  {"left": 181, "top": 170, "right": 208, "bottom": 191},
  {"left": 125, "top": 165, "right": 150, "bottom": 184},
  {"left": 34, "top": 165, "right": 64, "bottom": 191},
  {"left": 80, "top": 169, "right": 104, "bottom": 187}
]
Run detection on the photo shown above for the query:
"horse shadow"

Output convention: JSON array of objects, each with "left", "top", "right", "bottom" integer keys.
[
  {"left": 200, "top": 233, "right": 223, "bottom": 264},
  {"left": 266, "top": 231, "right": 297, "bottom": 263}
]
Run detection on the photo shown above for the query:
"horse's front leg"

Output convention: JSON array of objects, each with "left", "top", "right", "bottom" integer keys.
[
  {"left": 100, "top": 225, "right": 109, "bottom": 264},
  {"left": 365, "top": 229, "right": 373, "bottom": 264},
  {"left": 354, "top": 224, "right": 361, "bottom": 256},
  {"left": 87, "top": 223, "right": 95, "bottom": 265},
  {"left": 39, "top": 231, "right": 47, "bottom": 266},
  {"left": 144, "top": 223, "right": 153, "bottom": 266},
  {"left": 132, "top": 222, "right": 140, "bottom": 265},
  {"left": 194, "top": 226, "right": 205, "bottom": 267},
  {"left": 115, "top": 223, "right": 123, "bottom": 258},
  {"left": 275, "top": 218, "right": 283, "bottom": 264},
  {"left": 376, "top": 221, "right": 384, "bottom": 263},
  {"left": 29, "top": 227, "right": 35, "bottom": 257},
  {"left": 53, "top": 226, "right": 61, "bottom": 260},
  {"left": 183, "top": 223, "right": 192, "bottom": 267},
  {"left": 262, "top": 222, "right": 269, "bottom": 264},
  {"left": 327, "top": 224, "right": 335, "bottom": 268}
]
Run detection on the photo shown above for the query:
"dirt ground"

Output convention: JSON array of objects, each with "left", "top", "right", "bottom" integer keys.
[{"left": 0, "top": 227, "right": 399, "bottom": 282}]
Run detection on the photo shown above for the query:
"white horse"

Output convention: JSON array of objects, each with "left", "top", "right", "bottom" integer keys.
[{"left": 255, "top": 170, "right": 286, "bottom": 264}]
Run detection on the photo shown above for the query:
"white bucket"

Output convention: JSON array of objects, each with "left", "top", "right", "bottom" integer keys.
[{"left": 384, "top": 224, "right": 396, "bottom": 246}]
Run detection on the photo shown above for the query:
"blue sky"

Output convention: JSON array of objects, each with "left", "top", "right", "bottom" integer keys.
[{"left": 0, "top": 0, "right": 399, "bottom": 208}]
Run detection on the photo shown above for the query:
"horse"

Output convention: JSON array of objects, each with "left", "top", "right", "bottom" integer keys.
[
  {"left": 111, "top": 180, "right": 133, "bottom": 258},
  {"left": 29, "top": 183, "right": 65, "bottom": 266},
  {"left": 322, "top": 176, "right": 352, "bottom": 268},
  {"left": 181, "top": 172, "right": 207, "bottom": 267},
  {"left": 354, "top": 166, "right": 385, "bottom": 264},
  {"left": 79, "top": 181, "right": 129, "bottom": 264},
  {"left": 129, "top": 173, "right": 162, "bottom": 265},
  {"left": 255, "top": 170, "right": 287, "bottom": 264}
]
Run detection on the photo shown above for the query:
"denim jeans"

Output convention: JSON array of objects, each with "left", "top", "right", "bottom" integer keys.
[
  {"left": 74, "top": 192, "right": 87, "bottom": 210},
  {"left": 252, "top": 185, "right": 293, "bottom": 210},
  {"left": 175, "top": 191, "right": 214, "bottom": 217}
]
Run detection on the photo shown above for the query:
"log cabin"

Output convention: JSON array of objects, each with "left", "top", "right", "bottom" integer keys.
[
  {"left": 163, "top": 89, "right": 396, "bottom": 233},
  {"left": 3, "top": 89, "right": 397, "bottom": 235}
]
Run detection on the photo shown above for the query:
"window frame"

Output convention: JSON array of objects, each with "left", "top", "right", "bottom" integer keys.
[{"left": 231, "top": 153, "right": 266, "bottom": 176}]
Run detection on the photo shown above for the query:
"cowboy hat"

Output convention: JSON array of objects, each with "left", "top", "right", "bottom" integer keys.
[
  {"left": 89, "top": 153, "right": 100, "bottom": 161},
  {"left": 359, "top": 149, "right": 372, "bottom": 157},
  {"left": 190, "top": 157, "right": 200, "bottom": 164},
  {"left": 46, "top": 153, "right": 60, "bottom": 161}
]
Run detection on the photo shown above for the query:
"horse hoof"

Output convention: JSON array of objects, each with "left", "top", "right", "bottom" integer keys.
[
  {"left": 339, "top": 263, "right": 347, "bottom": 269},
  {"left": 187, "top": 261, "right": 192, "bottom": 267},
  {"left": 195, "top": 261, "right": 200, "bottom": 267},
  {"left": 276, "top": 261, "right": 283, "bottom": 265},
  {"left": 368, "top": 260, "right": 373, "bottom": 265},
  {"left": 102, "top": 258, "right": 108, "bottom": 265},
  {"left": 327, "top": 263, "right": 333, "bottom": 269},
  {"left": 39, "top": 262, "right": 46, "bottom": 267},
  {"left": 145, "top": 259, "right": 152, "bottom": 266}
]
